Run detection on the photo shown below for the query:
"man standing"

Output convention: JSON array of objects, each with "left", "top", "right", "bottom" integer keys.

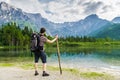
[{"left": 34, "top": 27, "right": 58, "bottom": 77}]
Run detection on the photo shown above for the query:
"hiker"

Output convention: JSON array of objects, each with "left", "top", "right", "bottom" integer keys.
[{"left": 34, "top": 27, "right": 58, "bottom": 76}]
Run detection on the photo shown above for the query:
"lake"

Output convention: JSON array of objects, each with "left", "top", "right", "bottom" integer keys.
[{"left": 0, "top": 47, "right": 120, "bottom": 71}]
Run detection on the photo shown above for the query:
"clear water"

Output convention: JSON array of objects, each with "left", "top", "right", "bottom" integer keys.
[
  {"left": 48, "top": 49, "right": 120, "bottom": 71},
  {"left": 0, "top": 48, "right": 120, "bottom": 71}
]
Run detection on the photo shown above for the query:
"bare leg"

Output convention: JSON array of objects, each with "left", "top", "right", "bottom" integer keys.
[
  {"left": 34, "top": 63, "right": 39, "bottom": 76},
  {"left": 42, "top": 63, "right": 49, "bottom": 76},
  {"left": 42, "top": 63, "right": 46, "bottom": 71}
]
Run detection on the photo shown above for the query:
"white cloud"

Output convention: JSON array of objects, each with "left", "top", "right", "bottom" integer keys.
[
  {"left": 0, "top": 0, "right": 10, "bottom": 3},
  {"left": 0, "top": 0, "right": 120, "bottom": 23}
]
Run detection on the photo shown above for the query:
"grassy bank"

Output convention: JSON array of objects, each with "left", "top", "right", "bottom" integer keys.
[
  {"left": 57, "top": 41, "right": 120, "bottom": 47},
  {"left": 45, "top": 41, "right": 120, "bottom": 50},
  {"left": 44, "top": 41, "right": 120, "bottom": 53},
  {"left": 1, "top": 41, "right": 120, "bottom": 51}
]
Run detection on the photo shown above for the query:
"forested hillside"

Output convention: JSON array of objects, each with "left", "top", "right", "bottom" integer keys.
[{"left": 0, "top": 22, "right": 32, "bottom": 46}]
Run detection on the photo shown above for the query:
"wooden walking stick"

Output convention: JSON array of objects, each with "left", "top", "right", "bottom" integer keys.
[{"left": 56, "top": 39, "right": 62, "bottom": 75}]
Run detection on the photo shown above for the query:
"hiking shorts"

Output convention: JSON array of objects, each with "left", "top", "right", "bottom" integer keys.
[{"left": 34, "top": 50, "right": 47, "bottom": 63}]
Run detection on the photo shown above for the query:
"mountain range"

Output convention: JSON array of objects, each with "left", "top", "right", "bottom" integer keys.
[
  {"left": 0, "top": 2, "right": 120, "bottom": 39},
  {"left": 93, "top": 23, "right": 120, "bottom": 39}
]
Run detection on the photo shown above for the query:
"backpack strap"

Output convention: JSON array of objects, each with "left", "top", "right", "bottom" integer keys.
[
  {"left": 36, "top": 34, "right": 40, "bottom": 47},
  {"left": 38, "top": 34, "right": 44, "bottom": 50}
]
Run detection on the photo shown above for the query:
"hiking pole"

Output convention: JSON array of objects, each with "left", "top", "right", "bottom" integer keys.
[
  {"left": 56, "top": 39, "right": 62, "bottom": 75},
  {"left": 46, "top": 33, "right": 62, "bottom": 74}
]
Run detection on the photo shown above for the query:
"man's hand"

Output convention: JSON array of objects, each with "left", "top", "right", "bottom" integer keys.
[{"left": 55, "top": 35, "right": 58, "bottom": 40}]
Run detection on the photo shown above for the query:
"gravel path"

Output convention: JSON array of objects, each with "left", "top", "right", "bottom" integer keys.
[
  {"left": 0, "top": 67, "right": 84, "bottom": 80},
  {"left": 0, "top": 67, "right": 120, "bottom": 80}
]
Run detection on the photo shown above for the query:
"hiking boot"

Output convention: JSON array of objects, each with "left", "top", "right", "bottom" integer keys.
[
  {"left": 42, "top": 71, "right": 49, "bottom": 77},
  {"left": 34, "top": 71, "right": 39, "bottom": 76}
]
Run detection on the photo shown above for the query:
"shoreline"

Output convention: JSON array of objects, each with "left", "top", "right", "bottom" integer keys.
[
  {"left": 50, "top": 63, "right": 120, "bottom": 77},
  {"left": 0, "top": 62, "right": 120, "bottom": 80}
]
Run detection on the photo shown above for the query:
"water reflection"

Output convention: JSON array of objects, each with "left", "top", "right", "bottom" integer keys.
[
  {"left": 0, "top": 47, "right": 120, "bottom": 69},
  {"left": 0, "top": 48, "right": 30, "bottom": 57},
  {"left": 0, "top": 47, "right": 120, "bottom": 57}
]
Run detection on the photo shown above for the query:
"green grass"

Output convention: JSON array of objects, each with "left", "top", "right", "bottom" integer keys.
[
  {"left": 0, "top": 46, "right": 4, "bottom": 48},
  {"left": 18, "top": 62, "right": 34, "bottom": 69},
  {"left": 60, "top": 41, "right": 120, "bottom": 47},
  {"left": 80, "top": 72, "right": 104, "bottom": 77},
  {"left": 80, "top": 72, "right": 114, "bottom": 80},
  {"left": 0, "top": 57, "right": 33, "bottom": 63},
  {"left": 2, "top": 41, "right": 119, "bottom": 50},
  {"left": 47, "top": 66, "right": 79, "bottom": 75},
  {"left": 0, "top": 63, "right": 15, "bottom": 67}
]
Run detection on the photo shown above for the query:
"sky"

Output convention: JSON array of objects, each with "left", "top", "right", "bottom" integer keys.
[{"left": 0, "top": 0, "right": 120, "bottom": 23}]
